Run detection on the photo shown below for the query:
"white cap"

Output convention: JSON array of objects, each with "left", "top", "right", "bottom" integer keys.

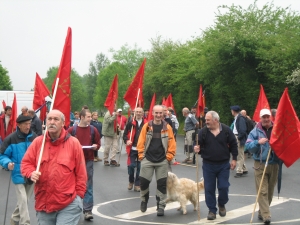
[
  {"left": 260, "top": 109, "right": 271, "bottom": 117},
  {"left": 117, "top": 108, "right": 122, "bottom": 112}
]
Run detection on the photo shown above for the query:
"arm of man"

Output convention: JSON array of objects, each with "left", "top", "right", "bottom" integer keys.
[
  {"left": 73, "top": 138, "right": 87, "bottom": 198},
  {"left": 105, "top": 112, "right": 117, "bottom": 124},
  {"left": 166, "top": 124, "right": 176, "bottom": 161},
  {"left": 123, "top": 121, "right": 131, "bottom": 144},
  {"left": 228, "top": 129, "right": 238, "bottom": 170},
  {"left": 245, "top": 128, "right": 261, "bottom": 154},
  {"left": 137, "top": 123, "right": 148, "bottom": 161},
  {"left": 237, "top": 116, "right": 247, "bottom": 140}
]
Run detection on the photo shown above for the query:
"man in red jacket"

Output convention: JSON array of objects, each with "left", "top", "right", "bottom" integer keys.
[
  {"left": 21, "top": 110, "right": 87, "bottom": 225},
  {"left": 0, "top": 106, "right": 13, "bottom": 141}
]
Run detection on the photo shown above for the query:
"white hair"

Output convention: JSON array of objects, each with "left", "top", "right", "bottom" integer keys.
[{"left": 207, "top": 110, "right": 220, "bottom": 121}]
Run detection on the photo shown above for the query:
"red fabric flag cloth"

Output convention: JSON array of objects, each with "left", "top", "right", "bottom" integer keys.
[
  {"left": 104, "top": 74, "right": 118, "bottom": 114},
  {"left": 124, "top": 58, "right": 146, "bottom": 110},
  {"left": 147, "top": 93, "right": 156, "bottom": 121},
  {"left": 2, "top": 100, "right": 6, "bottom": 110},
  {"left": 52, "top": 27, "right": 72, "bottom": 127},
  {"left": 253, "top": 84, "right": 271, "bottom": 122},
  {"left": 33, "top": 73, "right": 50, "bottom": 110},
  {"left": 11, "top": 93, "right": 17, "bottom": 130},
  {"left": 196, "top": 85, "right": 205, "bottom": 118},
  {"left": 270, "top": 88, "right": 300, "bottom": 168},
  {"left": 165, "top": 93, "right": 176, "bottom": 115},
  {"left": 161, "top": 97, "right": 166, "bottom": 105}
]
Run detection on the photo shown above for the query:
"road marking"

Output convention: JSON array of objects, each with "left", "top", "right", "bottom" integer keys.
[{"left": 93, "top": 194, "right": 300, "bottom": 224}]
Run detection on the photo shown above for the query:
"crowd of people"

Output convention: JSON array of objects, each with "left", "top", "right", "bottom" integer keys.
[{"left": 0, "top": 103, "right": 279, "bottom": 225}]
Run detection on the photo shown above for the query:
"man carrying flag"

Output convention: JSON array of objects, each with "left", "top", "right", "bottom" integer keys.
[{"left": 245, "top": 109, "right": 280, "bottom": 224}]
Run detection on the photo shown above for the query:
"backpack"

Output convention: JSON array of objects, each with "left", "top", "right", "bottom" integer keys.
[
  {"left": 200, "top": 123, "right": 230, "bottom": 152},
  {"left": 71, "top": 124, "right": 95, "bottom": 144},
  {"left": 244, "top": 117, "right": 255, "bottom": 135}
]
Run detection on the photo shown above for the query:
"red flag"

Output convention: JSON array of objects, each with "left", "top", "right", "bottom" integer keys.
[
  {"left": 2, "top": 100, "right": 6, "bottom": 110},
  {"left": 33, "top": 73, "right": 50, "bottom": 110},
  {"left": 52, "top": 27, "right": 72, "bottom": 127},
  {"left": 104, "top": 74, "right": 118, "bottom": 114},
  {"left": 196, "top": 85, "right": 205, "bottom": 118},
  {"left": 147, "top": 93, "right": 156, "bottom": 121},
  {"left": 165, "top": 93, "right": 176, "bottom": 115},
  {"left": 124, "top": 58, "right": 146, "bottom": 110},
  {"left": 162, "top": 97, "right": 166, "bottom": 105},
  {"left": 252, "top": 84, "right": 270, "bottom": 122},
  {"left": 11, "top": 93, "right": 17, "bottom": 130},
  {"left": 270, "top": 88, "right": 300, "bottom": 167}
]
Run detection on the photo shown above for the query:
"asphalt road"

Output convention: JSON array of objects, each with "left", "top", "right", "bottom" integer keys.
[{"left": 1, "top": 135, "right": 300, "bottom": 225}]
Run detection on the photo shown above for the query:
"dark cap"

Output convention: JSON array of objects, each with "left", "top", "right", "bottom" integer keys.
[
  {"left": 230, "top": 105, "right": 241, "bottom": 112},
  {"left": 16, "top": 115, "right": 32, "bottom": 123},
  {"left": 204, "top": 107, "right": 209, "bottom": 113}
]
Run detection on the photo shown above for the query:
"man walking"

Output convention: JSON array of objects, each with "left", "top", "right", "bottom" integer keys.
[
  {"left": 137, "top": 105, "right": 176, "bottom": 216},
  {"left": 0, "top": 115, "right": 37, "bottom": 225},
  {"left": 123, "top": 107, "right": 147, "bottom": 192},
  {"left": 0, "top": 106, "right": 14, "bottom": 141},
  {"left": 245, "top": 109, "right": 280, "bottom": 224},
  {"left": 230, "top": 105, "right": 248, "bottom": 177},
  {"left": 21, "top": 110, "right": 87, "bottom": 225},
  {"left": 182, "top": 107, "right": 199, "bottom": 164},
  {"left": 194, "top": 111, "right": 237, "bottom": 220},
  {"left": 28, "top": 109, "right": 43, "bottom": 136},
  {"left": 68, "top": 109, "right": 100, "bottom": 220},
  {"left": 117, "top": 108, "right": 127, "bottom": 153}
]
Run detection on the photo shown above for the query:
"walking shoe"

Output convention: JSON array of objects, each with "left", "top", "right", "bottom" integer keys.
[
  {"left": 84, "top": 211, "right": 93, "bottom": 220},
  {"left": 110, "top": 160, "right": 118, "bottom": 166},
  {"left": 104, "top": 161, "right": 110, "bottom": 166},
  {"left": 140, "top": 201, "right": 147, "bottom": 212},
  {"left": 218, "top": 204, "right": 226, "bottom": 217},
  {"left": 95, "top": 157, "right": 102, "bottom": 162},
  {"left": 234, "top": 173, "right": 243, "bottom": 178},
  {"left": 157, "top": 208, "right": 164, "bottom": 216},
  {"left": 243, "top": 171, "right": 248, "bottom": 174},
  {"left": 128, "top": 183, "right": 133, "bottom": 190},
  {"left": 263, "top": 216, "right": 271, "bottom": 224},
  {"left": 10, "top": 218, "right": 19, "bottom": 225},
  {"left": 182, "top": 158, "right": 191, "bottom": 163},
  {"left": 134, "top": 186, "right": 140, "bottom": 192},
  {"left": 207, "top": 211, "right": 216, "bottom": 220},
  {"left": 186, "top": 160, "right": 193, "bottom": 164}
]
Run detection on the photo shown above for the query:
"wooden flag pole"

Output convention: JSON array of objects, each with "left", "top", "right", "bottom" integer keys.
[
  {"left": 129, "top": 88, "right": 140, "bottom": 141},
  {"left": 250, "top": 147, "right": 272, "bottom": 223},
  {"left": 195, "top": 132, "right": 200, "bottom": 221},
  {"left": 36, "top": 78, "right": 59, "bottom": 173}
]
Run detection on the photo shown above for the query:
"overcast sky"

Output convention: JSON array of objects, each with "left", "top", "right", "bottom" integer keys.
[{"left": 1, "top": 0, "right": 300, "bottom": 91}]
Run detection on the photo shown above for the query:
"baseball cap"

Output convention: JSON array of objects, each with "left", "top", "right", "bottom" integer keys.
[
  {"left": 260, "top": 109, "right": 271, "bottom": 117},
  {"left": 117, "top": 108, "right": 122, "bottom": 112}
]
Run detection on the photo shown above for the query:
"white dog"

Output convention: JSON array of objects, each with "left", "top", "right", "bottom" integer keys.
[{"left": 166, "top": 172, "right": 204, "bottom": 215}]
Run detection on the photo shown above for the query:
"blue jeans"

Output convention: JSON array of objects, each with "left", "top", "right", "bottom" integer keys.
[
  {"left": 128, "top": 150, "right": 140, "bottom": 186},
  {"left": 202, "top": 162, "right": 230, "bottom": 214},
  {"left": 83, "top": 160, "right": 93, "bottom": 212},
  {"left": 36, "top": 195, "right": 82, "bottom": 225}
]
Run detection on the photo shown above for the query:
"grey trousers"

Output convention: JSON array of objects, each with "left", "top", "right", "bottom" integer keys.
[
  {"left": 139, "top": 158, "right": 168, "bottom": 209},
  {"left": 11, "top": 183, "right": 34, "bottom": 225},
  {"left": 104, "top": 134, "right": 118, "bottom": 161}
]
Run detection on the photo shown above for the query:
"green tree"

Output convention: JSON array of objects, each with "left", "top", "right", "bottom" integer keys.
[
  {"left": 0, "top": 63, "right": 13, "bottom": 90},
  {"left": 43, "top": 67, "right": 87, "bottom": 112}
]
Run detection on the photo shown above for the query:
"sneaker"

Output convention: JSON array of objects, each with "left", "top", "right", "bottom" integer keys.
[
  {"left": 128, "top": 183, "right": 133, "bottom": 190},
  {"left": 234, "top": 173, "right": 243, "bottom": 178},
  {"left": 182, "top": 158, "right": 191, "bottom": 163},
  {"left": 207, "top": 211, "right": 216, "bottom": 220},
  {"left": 104, "top": 161, "right": 110, "bottom": 166},
  {"left": 186, "top": 160, "right": 193, "bottom": 164},
  {"left": 134, "top": 186, "right": 140, "bottom": 192},
  {"left": 84, "top": 211, "right": 93, "bottom": 220},
  {"left": 140, "top": 201, "right": 147, "bottom": 212},
  {"left": 173, "top": 161, "right": 180, "bottom": 165},
  {"left": 157, "top": 208, "right": 164, "bottom": 216},
  {"left": 218, "top": 204, "right": 226, "bottom": 217},
  {"left": 263, "top": 216, "right": 271, "bottom": 224},
  {"left": 243, "top": 171, "right": 248, "bottom": 174},
  {"left": 110, "top": 160, "right": 119, "bottom": 166}
]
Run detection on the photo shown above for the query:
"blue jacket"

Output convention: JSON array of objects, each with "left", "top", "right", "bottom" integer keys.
[
  {"left": 245, "top": 122, "right": 279, "bottom": 165},
  {"left": 91, "top": 120, "right": 102, "bottom": 137},
  {"left": 0, "top": 128, "right": 37, "bottom": 184}
]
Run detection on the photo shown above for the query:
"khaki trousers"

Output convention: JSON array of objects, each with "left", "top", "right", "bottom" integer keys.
[
  {"left": 104, "top": 134, "right": 119, "bottom": 161},
  {"left": 184, "top": 130, "right": 195, "bottom": 159},
  {"left": 12, "top": 183, "right": 34, "bottom": 225},
  {"left": 235, "top": 136, "right": 247, "bottom": 173},
  {"left": 254, "top": 161, "right": 279, "bottom": 218}
]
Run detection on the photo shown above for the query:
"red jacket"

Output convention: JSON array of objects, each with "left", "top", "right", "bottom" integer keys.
[
  {"left": 21, "top": 129, "right": 87, "bottom": 213},
  {"left": 0, "top": 114, "right": 13, "bottom": 140}
]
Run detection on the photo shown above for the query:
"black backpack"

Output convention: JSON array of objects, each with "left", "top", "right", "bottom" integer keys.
[
  {"left": 71, "top": 124, "right": 95, "bottom": 144},
  {"left": 244, "top": 117, "right": 255, "bottom": 135}
]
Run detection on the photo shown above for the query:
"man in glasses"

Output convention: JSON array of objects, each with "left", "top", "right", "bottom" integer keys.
[{"left": 245, "top": 108, "right": 280, "bottom": 225}]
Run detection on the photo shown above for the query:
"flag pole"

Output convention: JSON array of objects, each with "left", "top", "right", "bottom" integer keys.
[
  {"left": 195, "top": 133, "right": 200, "bottom": 221},
  {"left": 129, "top": 88, "right": 140, "bottom": 141},
  {"left": 250, "top": 147, "right": 272, "bottom": 223},
  {"left": 35, "top": 78, "right": 59, "bottom": 173}
]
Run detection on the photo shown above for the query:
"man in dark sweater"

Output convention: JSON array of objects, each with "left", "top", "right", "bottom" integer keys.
[
  {"left": 194, "top": 110, "right": 237, "bottom": 221},
  {"left": 68, "top": 109, "right": 100, "bottom": 221}
]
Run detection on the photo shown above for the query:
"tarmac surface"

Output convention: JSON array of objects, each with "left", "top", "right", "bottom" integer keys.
[{"left": 1, "top": 135, "right": 300, "bottom": 225}]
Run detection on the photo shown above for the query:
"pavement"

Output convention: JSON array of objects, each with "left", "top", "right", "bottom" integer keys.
[{"left": 1, "top": 135, "right": 300, "bottom": 225}]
